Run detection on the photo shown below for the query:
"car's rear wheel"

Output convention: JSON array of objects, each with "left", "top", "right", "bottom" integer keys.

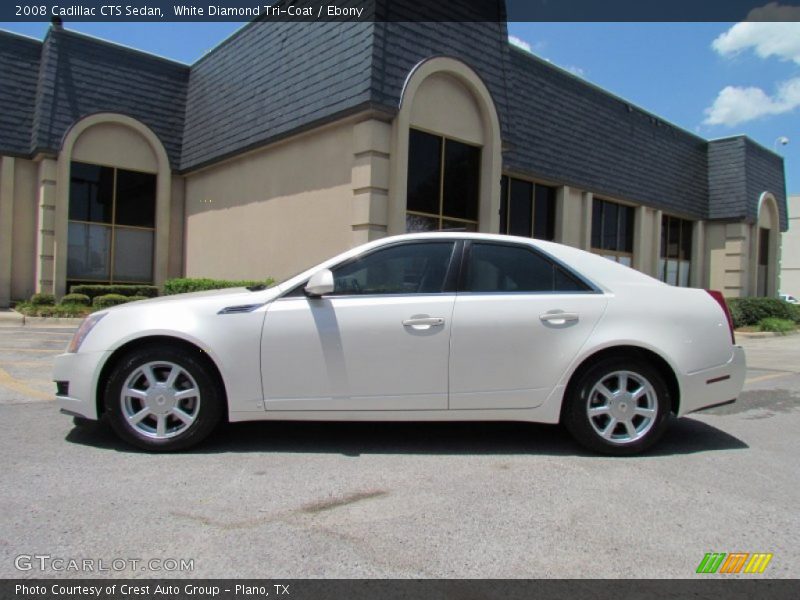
[
  {"left": 563, "top": 357, "right": 671, "bottom": 455},
  {"left": 104, "top": 346, "right": 223, "bottom": 451}
]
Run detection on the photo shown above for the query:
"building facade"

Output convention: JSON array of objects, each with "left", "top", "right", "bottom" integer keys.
[
  {"left": 0, "top": 14, "right": 788, "bottom": 307},
  {"left": 780, "top": 195, "right": 800, "bottom": 297}
]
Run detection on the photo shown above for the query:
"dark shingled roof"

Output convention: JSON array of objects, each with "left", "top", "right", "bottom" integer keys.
[
  {"left": 181, "top": 21, "right": 374, "bottom": 171},
  {"left": 504, "top": 47, "right": 710, "bottom": 220},
  {"left": 0, "top": 31, "right": 40, "bottom": 156},
  {"left": 29, "top": 29, "right": 189, "bottom": 168},
  {"left": 0, "top": 11, "right": 787, "bottom": 230},
  {"left": 707, "top": 136, "right": 788, "bottom": 228}
]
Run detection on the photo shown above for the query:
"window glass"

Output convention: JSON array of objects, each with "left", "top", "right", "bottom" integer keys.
[
  {"left": 591, "top": 201, "right": 602, "bottom": 249},
  {"left": 67, "top": 223, "right": 111, "bottom": 281},
  {"left": 660, "top": 215, "right": 693, "bottom": 287},
  {"left": 69, "top": 162, "right": 114, "bottom": 223},
  {"left": 113, "top": 228, "right": 154, "bottom": 282},
  {"left": 406, "top": 129, "right": 480, "bottom": 231},
  {"left": 509, "top": 179, "right": 533, "bottom": 237},
  {"left": 68, "top": 162, "right": 156, "bottom": 286},
  {"left": 466, "top": 243, "right": 554, "bottom": 293},
  {"left": 602, "top": 201, "right": 618, "bottom": 251},
  {"left": 442, "top": 219, "right": 477, "bottom": 232},
  {"left": 592, "top": 199, "right": 635, "bottom": 263},
  {"left": 443, "top": 139, "right": 480, "bottom": 221},
  {"left": 407, "top": 130, "right": 442, "bottom": 216},
  {"left": 533, "top": 185, "right": 556, "bottom": 241},
  {"left": 499, "top": 176, "right": 509, "bottom": 234},
  {"left": 115, "top": 170, "right": 156, "bottom": 227},
  {"left": 332, "top": 242, "right": 454, "bottom": 295},
  {"left": 554, "top": 266, "right": 589, "bottom": 292},
  {"left": 680, "top": 219, "right": 693, "bottom": 261},
  {"left": 406, "top": 214, "right": 439, "bottom": 233}
]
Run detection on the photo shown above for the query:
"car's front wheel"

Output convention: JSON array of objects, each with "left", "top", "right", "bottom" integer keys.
[
  {"left": 103, "top": 346, "right": 223, "bottom": 451},
  {"left": 563, "top": 357, "right": 671, "bottom": 455}
]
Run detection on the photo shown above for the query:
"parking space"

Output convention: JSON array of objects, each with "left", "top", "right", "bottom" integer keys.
[{"left": 0, "top": 324, "right": 798, "bottom": 578}]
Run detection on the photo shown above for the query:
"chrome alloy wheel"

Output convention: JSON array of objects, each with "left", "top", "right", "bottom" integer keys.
[
  {"left": 585, "top": 370, "right": 657, "bottom": 444},
  {"left": 120, "top": 361, "right": 201, "bottom": 439}
]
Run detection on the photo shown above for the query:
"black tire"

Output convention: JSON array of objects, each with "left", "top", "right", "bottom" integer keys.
[
  {"left": 562, "top": 356, "right": 671, "bottom": 456},
  {"left": 103, "top": 345, "right": 223, "bottom": 451}
]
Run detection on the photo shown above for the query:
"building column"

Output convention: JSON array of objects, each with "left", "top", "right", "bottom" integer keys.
[
  {"left": 651, "top": 209, "right": 662, "bottom": 276},
  {"left": 580, "top": 191, "right": 593, "bottom": 250},
  {"left": 351, "top": 119, "right": 391, "bottom": 246},
  {"left": 34, "top": 158, "right": 58, "bottom": 295},
  {"left": 690, "top": 220, "right": 705, "bottom": 288},
  {"left": 0, "top": 157, "right": 14, "bottom": 307},
  {"left": 632, "top": 205, "right": 648, "bottom": 273},
  {"left": 721, "top": 223, "right": 749, "bottom": 297},
  {"left": 554, "top": 185, "right": 570, "bottom": 244}
]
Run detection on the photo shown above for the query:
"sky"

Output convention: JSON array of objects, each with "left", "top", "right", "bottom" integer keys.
[{"left": 1, "top": 20, "right": 798, "bottom": 194}]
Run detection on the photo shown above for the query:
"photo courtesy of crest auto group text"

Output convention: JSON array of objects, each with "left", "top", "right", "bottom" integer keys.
[{"left": 0, "top": 0, "right": 798, "bottom": 598}]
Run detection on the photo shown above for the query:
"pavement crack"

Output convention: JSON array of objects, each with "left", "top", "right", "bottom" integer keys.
[{"left": 299, "top": 489, "right": 388, "bottom": 515}]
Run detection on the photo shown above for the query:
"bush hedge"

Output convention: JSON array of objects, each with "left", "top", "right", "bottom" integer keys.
[
  {"left": 93, "top": 294, "right": 130, "bottom": 309},
  {"left": 758, "top": 317, "right": 796, "bottom": 334},
  {"left": 127, "top": 295, "right": 149, "bottom": 302},
  {"left": 14, "top": 302, "right": 91, "bottom": 318},
  {"left": 726, "top": 297, "right": 800, "bottom": 328},
  {"left": 163, "top": 277, "right": 275, "bottom": 296},
  {"left": 30, "top": 293, "right": 55, "bottom": 306},
  {"left": 70, "top": 284, "right": 159, "bottom": 300},
  {"left": 60, "top": 293, "right": 91, "bottom": 306}
]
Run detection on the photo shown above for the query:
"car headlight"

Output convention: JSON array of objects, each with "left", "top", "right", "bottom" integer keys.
[{"left": 67, "top": 312, "right": 107, "bottom": 353}]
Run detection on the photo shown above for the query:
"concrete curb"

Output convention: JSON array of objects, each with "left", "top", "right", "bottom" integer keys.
[
  {"left": 0, "top": 310, "right": 24, "bottom": 326},
  {"left": 0, "top": 310, "right": 82, "bottom": 328},
  {"left": 736, "top": 330, "right": 799, "bottom": 339}
]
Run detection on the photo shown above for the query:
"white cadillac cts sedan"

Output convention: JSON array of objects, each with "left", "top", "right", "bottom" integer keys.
[{"left": 55, "top": 233, "right": 745, "bottom": 455}]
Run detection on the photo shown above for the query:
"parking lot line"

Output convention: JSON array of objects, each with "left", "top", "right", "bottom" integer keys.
[
  {"left": 744, "top": 372, "right": 793, "bottom": 384},
  {"left": 0, "top": 367, "right": 52, "bottom": 400}
]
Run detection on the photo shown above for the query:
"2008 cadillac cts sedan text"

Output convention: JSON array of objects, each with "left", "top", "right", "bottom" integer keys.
[{"left": 54, "top": 233, "right": 746, "bottom": 455}]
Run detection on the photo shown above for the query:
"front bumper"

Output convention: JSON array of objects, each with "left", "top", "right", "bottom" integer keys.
[
  {"left": 678, "top": 346, "right": 747, "bottom": 416},
  {"left": 53, "top": 350, "right": 111, "bottom": 420}
]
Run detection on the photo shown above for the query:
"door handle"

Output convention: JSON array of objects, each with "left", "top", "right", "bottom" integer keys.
[
  {"left": 403, "top": 317, "right": 445, "bottom": 329},
  {"left": 539, "top": 311, "right": 579, "bottom": 324}
]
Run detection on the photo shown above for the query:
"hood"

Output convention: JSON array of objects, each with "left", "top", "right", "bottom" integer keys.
[{"left": 102, "top": 286, "right": 284, "bottom": 313}]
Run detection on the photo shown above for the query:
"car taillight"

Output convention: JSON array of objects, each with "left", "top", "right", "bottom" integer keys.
[{"left": 706, "top": 289, "right": 735, "bottom": 345}]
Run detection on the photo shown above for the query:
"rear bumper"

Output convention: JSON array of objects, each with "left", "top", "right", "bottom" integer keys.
[
  {"left": 678, "top": 346, "right": 746, "bottom": 416},
  {"left": 53, "top": 350, "right": 110, "bottom": 420}
]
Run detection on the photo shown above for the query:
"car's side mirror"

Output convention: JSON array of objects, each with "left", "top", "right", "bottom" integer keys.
[{"left": 304, "top": 269, "right": 334, "bottom": 297}]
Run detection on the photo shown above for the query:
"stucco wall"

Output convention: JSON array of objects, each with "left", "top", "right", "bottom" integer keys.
[
  {"left": 780, "top": 195, "right": 800, "bottom": 297},
  {"left": 183, "top": 120, "right": 355, "bottom": 282},
  {"left": 11, "top": 158, "right": 38, "bottom": 301}
]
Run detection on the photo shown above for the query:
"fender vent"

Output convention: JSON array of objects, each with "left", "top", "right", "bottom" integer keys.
[{"left": 218, "top": 303, "right": 264, "bottom": 315}]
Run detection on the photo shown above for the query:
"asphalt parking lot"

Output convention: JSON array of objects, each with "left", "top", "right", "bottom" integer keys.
[{"left": 0, "top": 323, "right": 798, "bottom": 579}]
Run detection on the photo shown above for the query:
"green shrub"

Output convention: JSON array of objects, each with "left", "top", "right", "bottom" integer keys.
[
  {"left": 727, "top": 297, "right": 800, "bottom": 328},
  {"left": 30, "top": 293, "right": 55, "bottom": 306},
  {"left": 15, "top": 302, "right": 90, "bottom": 318},
  {"left": 127, "top": 295, "right": 149, "bottom": 302},
  {"left": 60, "top": 293, "right": 91, "bottom": 306},
  {"left": 163, "top": 277, "right": 275, "bottom": 296},
  {"left": 92, "top": 294, "right": 130, "bottom": 309},
  {"left": 757, "top": 318, "right": 796, "bottom": 334},
  {"left": 70, "top": 284, "right": 158, "bottom": 300}
]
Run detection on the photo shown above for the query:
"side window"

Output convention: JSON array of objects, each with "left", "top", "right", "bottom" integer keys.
[
  {"left": 465, "top": 243, "right": 590, "bottom": 293},
  {"left": 331, "top": 242, "right": 455, "bottom": 295}
]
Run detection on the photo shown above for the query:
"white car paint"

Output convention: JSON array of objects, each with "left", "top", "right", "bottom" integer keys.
[{"left": 54, "top": 233, "right": 746, "bottom": 441}]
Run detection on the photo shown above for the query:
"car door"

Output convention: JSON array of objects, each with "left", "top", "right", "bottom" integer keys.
[
  {"left": 449, "top": 241, "right": 608, "bottom": 410},
  {"left": 261, "top": 240, "right": 459, "bottom": 411}
]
